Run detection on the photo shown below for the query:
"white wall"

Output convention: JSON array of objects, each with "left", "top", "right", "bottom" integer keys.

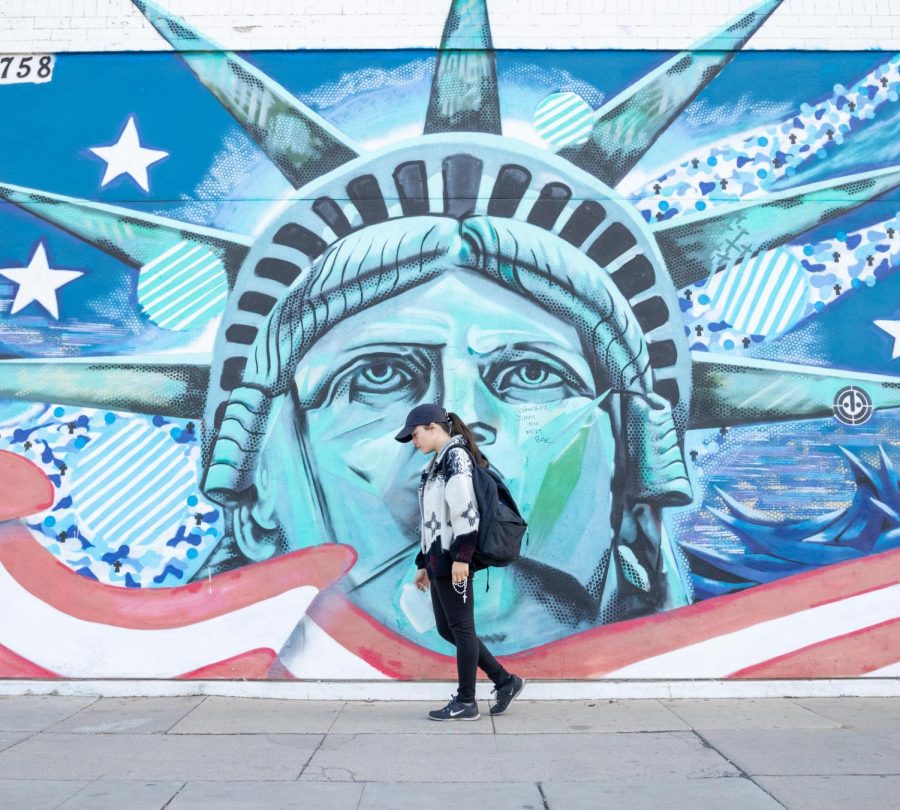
[{"left": 2, "top": 0, "right": 899, "bottom": 53}]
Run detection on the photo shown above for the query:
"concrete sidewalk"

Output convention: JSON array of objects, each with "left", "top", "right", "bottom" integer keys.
[{"left": 0, "top": 695, "right": 898, "bottom": 809}]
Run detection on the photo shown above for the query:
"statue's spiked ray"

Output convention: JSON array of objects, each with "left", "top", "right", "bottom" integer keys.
[
  {"left": 653, "top": 165, "right": 900, "bottom": 290},
  {"left": 0, "top": 357, "right": 210, "bottom": 419},
  {"left": 0, "top": 182, "right": 251, "bottom": 287},
  {"left": 690, "top": 354, "right": 900, "bottom": 429},
  {"left": 131, "top": 0, "right": 359, "bottom": 188},
  {"left": 424, "top": 0, "right": 501, "bottom": 135},
  {"left": 6, "top": 352, "right": 899, "bottom": 432},
  {"left": 559, "top": 0, "right": 783, "bottom": 188}
]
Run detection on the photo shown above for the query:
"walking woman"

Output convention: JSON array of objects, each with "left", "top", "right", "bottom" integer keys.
[{"left": 395, "top": 403, "right": 525, "bottom": 720}]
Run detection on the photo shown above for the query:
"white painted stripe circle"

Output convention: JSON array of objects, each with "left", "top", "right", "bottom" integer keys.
[
  {"left": 706, "top": 247, "right": 810, "bottom": 336},
  {"left": 137, "top": 242, "right": 229, "bottom": 331},
  {"left": 72, "top": 420, "right": 195, "bottom": 561},
  {"left": 533, "top": 91, "right": 594, "bottom": 149}
]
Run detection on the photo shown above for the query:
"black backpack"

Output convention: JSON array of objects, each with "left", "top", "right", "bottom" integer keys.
[{"left": 460, "top": 449, "right": 527, "bottom": 569}]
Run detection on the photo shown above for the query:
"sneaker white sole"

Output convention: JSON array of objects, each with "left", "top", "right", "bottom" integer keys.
[{"left": 428, "top": 713, "right": 481, "bottom": 721}]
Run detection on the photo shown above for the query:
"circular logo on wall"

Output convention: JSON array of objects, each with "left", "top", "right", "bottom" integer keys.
[{"left": 833, "top": 386, "right": 873, "bottom": 426}]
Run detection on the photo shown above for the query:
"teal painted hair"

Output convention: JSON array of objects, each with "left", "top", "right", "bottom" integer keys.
[{"left": 203, "top": 215, "right": 691, "bottom": 508}]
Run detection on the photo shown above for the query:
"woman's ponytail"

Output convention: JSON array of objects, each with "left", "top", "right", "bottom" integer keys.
[{"left": 447, "top": 412, "right": 489, "bottom": 468}]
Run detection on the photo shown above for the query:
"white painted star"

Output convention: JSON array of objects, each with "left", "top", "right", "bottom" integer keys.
[
  {"left": 0, "top": 242, "right": 83, "bottom": 320},
  {"left": 89, "top": 116, "right": 169, "bottom": 192},
  {"left": 875, "top": 320, "right": 900, "bottom": 359}
]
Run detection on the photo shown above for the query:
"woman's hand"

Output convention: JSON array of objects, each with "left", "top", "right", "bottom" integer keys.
[
  {"left": 414, "top": 568, "right": 429, "bottom": 592},
  {"left": 451, "top": 561, "right": 469, "bottom": 585}
]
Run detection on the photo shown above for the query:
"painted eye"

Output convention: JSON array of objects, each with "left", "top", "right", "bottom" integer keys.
[
  {"left": 352, "top": 358, "right": 415, "bottom": 396},
  {"left": 333, "top": 352, "right": 435, "bottom": 406},
  {"left": 302, "top": 348, "right": 437, "bottom": 409},
  {"left": 488, "top": 354, "right": 590, "bottom": 404},
  {"left": 360, "top": 361, "right": 397, "bottom": 386},
  {"left": 516, "top": 362, "right": 551, "bottom": 386},
  {"left": 496, "top": 361, "right": 561, "bottom": 391},
  {"left": 493, "top": 360, "right": 567, "bottom": 400}
]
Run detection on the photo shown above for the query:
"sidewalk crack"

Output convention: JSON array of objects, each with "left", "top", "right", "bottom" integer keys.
[
  {"left": 164, "top": 695, "right": 209, "bottom": 734},
  {"left": 537, "top": 781, "right": 550, "bottom": 810},
  {"left": 692, "top": 729, "right": 788, "bottom": 809},
  {"left": 0, "top": 728, "right": 41, "bottom": 755},
  {"left": 44, "top": 695, "right": 102, "bottom": 732},
  {"left": 295, "top": 733, "right": 327, "bottom": 781},
  {"left": 48, "top": 775, "right": 100, "bottom": 810},
  {"left": 784, "top": 698, "right": 843, "bottom": 728},
  {"left": 324, "top": 700, "right": 346, "bottom": 734},
  {"left": 160, "top": 781, "right": 187, "bottom": 809}
]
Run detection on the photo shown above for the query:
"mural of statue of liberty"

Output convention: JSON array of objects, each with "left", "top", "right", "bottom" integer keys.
[
  {"left": 202, "top": 209, "right": 695, "bottom": 652},
  {"left": 4, "top": 0, "right": 900, "bottom": 664}
]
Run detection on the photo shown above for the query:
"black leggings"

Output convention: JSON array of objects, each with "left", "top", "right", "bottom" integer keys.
[{"left": 430, "top": 574, "right": 509, "bottom": 703}]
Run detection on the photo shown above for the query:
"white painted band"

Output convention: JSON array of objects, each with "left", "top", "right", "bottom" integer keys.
[
  {"left": 608, "top": 584, "right": 900, "bottom": 679},
  {"left": 1, "top": 678, "right": 898, "bottom": 700}
]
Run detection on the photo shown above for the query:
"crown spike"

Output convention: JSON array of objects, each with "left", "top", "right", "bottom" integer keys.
[
  {"left": 690, "top": 353, "right": 900, "bottom": 429},
  {"left": 131, "top": 0, "right": 360, "bottom": 188},
  {"left": 655, "top": 165, "right": 900, "bottom": 290},
  {"left": 424, "top": 0, "right": 501, "bottom": 135},
  {"left": 0, "top": 357, "right": 210, "bottom": 418},
  {"left": 559, "top": 0, "right": 783, "bottom": 187},
  {"left": 0, "top": 182, "right": 251, "bottom": 287}
]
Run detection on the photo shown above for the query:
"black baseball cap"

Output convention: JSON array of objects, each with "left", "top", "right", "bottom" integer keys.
[{"left": 394, "top": 404, "right": 449, "bottom": 443}]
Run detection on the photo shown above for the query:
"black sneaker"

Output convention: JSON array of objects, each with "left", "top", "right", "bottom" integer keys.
[
  {"left": 490, "top": 675, "right": 525, "bottom": 715},
  {"left": 428, "top": 696, "right": 480, "bottom": 721}
]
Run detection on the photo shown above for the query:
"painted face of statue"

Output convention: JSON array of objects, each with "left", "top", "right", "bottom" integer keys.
[
  {"left": 287, "top": 271, "right": 616, "bottom": 650},
  {"left": 216, "top": 216, "right": 692, "bottom": 654}
]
